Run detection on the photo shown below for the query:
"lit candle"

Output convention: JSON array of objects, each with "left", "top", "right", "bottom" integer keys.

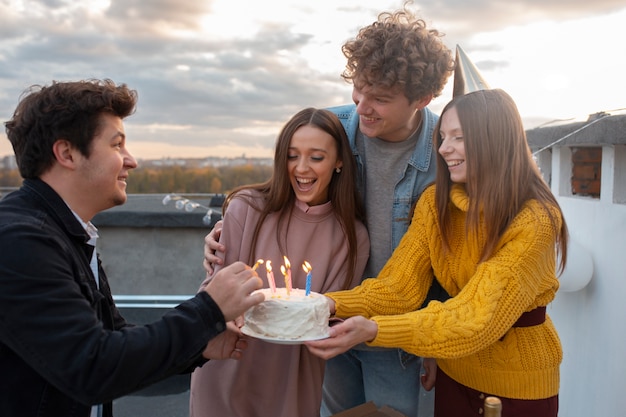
[
  {"left": 302, "top": 261, "right": 312, "bottom": 296},
  {"left": 280, "top": 256, "right": 292, "bottom": 295},
  {"left": 266, "top": 260, "right": 277, "bottom": 295},
  {"left": 251, "top": 259, "right": 264, "bottom": 271}
]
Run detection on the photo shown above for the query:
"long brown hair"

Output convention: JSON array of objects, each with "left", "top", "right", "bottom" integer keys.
[
  {"left": 223, "top": 108, "right": 365, "bottom": 289},
  {"left": 434, "top": 89, "right": 568, "bottom": 273}
]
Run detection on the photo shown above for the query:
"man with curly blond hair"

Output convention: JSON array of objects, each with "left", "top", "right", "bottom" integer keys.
[{"left": 322, "top": 4, "right": 454, "bottom": 416}]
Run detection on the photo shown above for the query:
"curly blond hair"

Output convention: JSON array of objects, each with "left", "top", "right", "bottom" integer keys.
[{"left": 341, "top": 3, "right": 454, "bottom": 102}]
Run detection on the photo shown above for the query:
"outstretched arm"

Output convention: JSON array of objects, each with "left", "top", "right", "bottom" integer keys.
[
  {"left": 305, "top": 316, "right": 377, "bottom": 360},
  {"left": 202, "top": 322, "right": 249, "bottom": 360},
  {"left": 203, "top": 261, "right": 263, "bottom": 322}
]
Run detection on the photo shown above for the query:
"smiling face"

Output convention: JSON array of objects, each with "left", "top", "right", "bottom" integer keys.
[
  {"left": 287, "top": 125, "right": 342, "bottom": 206},
  {"left": 351, "top": 84, "right": 424, "bottom": 142},
  {"left": 74, "top": 113, "right": 138, "bottom": 214},
  {"left": 438, "top": 106, "right": 467, "bottom": 184}
]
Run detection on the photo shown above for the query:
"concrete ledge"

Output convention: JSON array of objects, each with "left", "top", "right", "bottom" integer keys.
[{"left": 92, "top": 194, "right": 223, "bottom": 229}]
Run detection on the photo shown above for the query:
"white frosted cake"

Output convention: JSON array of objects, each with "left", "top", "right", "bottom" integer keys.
[{"left": 243, "top": 288, "right": 330, "bottom": 340}]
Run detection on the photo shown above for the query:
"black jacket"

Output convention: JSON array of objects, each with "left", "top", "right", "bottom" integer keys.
[{"left": 0, "top": 179, "right": 225, "bottom": 417}]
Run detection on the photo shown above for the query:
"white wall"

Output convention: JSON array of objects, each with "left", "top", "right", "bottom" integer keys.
[
  {"left": 549, "top": 146, "right": 626, "bottom": 416},
  {"left": 98, "top": 227, "right": 207, "bottom": 296}
]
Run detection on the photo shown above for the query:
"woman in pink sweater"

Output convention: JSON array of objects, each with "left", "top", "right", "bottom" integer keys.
[{"left": 189, "top": 108, "right": 370, "bottom": 417}]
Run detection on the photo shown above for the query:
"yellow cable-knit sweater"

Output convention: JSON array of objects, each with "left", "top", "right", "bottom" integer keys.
[{"left": 328, "top": 184, "right": 562, "bottom": 400}]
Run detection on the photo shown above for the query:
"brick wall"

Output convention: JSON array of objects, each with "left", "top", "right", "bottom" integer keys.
[{"left": 571, "top": 146, "right": 602, "bottom": 198}]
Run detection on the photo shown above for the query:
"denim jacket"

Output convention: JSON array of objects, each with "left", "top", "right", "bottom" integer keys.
[
  {"left": 327, "top": 104, "right": 438, "bottom": 249},
  {"left": 327, "top": 104, "right": 449, "bottom": 309}
]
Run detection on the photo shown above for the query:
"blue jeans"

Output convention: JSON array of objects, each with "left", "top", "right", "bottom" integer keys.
[{"left": 321, "top": 347, "right": 423, "bottom": 417}]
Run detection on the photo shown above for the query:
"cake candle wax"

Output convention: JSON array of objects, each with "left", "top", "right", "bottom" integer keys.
[
  {"left": 280, "top": 256, "right": 292, "bottom": 295},
  {"left": 302, "top": 261, "right": 312, "bottom": 296},
  {"left": 265, "top": 260, "right": 277, "bottom": 295}
]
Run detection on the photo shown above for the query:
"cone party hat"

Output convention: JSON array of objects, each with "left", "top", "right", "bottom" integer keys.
[{"left": 453, "top": 45, "right": 491, "bottom": 97}]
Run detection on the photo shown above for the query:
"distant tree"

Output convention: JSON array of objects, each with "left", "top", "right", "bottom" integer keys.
[
  {"left": 210, "top": 177, "right": 222, "bottom": 193},
  {"left": 0, "top": 164, "right": 273, "bottom": 194},
  {"left": 220, "top": 164, "right": 273, "bottom": 192},
  {"left": 123, "top": 164, "right": 272, "bottom": 194}
]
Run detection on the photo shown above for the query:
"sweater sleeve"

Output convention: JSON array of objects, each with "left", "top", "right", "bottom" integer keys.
[
  {"left": 328, "top": 187, "right": 436, "bottom": 317},
  {"left": 219, "top": 195, "right": 250, "bottom": 267},
  {"left": 198, "top": 193, "right": 250, "bottom": 291},
  {"left": 369, "top": 200, "right": 561, "bottom": 359}
]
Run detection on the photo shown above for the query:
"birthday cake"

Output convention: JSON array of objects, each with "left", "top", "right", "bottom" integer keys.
[{"left": 242, "top": 288, "right": 330, "bottom": 341}]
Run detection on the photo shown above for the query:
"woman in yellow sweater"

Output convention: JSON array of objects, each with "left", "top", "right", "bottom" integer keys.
[{"left": 306, "top": 88, "right": 568, "bottom": 417}]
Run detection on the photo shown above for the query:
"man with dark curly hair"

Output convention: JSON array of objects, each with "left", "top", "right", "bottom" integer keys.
[
  {"left": 320, "top": 4, "right": 454, "bottom": 417},
  {"left": 0, "top": 79, "right": 263, "bottom": 417}
]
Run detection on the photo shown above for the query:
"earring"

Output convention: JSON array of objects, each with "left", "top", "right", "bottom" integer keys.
[{"left": 335, "top": 167, "right": 341, "bottom": 173}]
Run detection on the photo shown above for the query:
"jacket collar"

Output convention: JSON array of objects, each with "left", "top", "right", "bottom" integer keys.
[
  {"left": 22, "top": 178, "right": 90, "bottom": 244},
  {"left": 407, "top": 107, "right": 437, "bottom": 172},
  {"left": 330, "top": 104, "right": 437, "bottom": 173}
]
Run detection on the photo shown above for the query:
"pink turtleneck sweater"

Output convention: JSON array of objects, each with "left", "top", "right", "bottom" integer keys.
[{"left": 190, "top": 189, "right": 370, "bottom": 417}]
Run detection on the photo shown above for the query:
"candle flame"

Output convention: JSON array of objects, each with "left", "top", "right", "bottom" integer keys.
[
  {"left": 280, "top": 256, "right": 292, "bottom": 295},
  {"left": 251, "top": 259, "right": 264, "bottom": 271},
  {"left": 302, "top": 260, "right": 311, "bottom": 273},
  {"left": 265, "top": 260, "right": 272, "bottom": 272}
]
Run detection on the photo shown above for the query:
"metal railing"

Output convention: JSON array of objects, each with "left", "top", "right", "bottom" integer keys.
[
  {"left": 113, "top": 294, "right": 194, "bottom": 309},
  {"left": 0, "top": 186, "right": 19, "bottom": 199}
]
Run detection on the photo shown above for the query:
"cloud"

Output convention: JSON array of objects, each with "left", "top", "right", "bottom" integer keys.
[
  {"left": 1, "top": 0, "right": 625, "bottom": 158},
  {"left": 422, "top": 0, "right": 626, "bottom": 33}
]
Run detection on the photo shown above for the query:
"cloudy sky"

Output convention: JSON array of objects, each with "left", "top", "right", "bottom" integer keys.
[{"left": 1, "top": 0, "right": 625, "bottom": 160}]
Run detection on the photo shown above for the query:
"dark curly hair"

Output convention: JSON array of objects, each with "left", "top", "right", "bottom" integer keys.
[
  {"left": 5, "top": 79, "right": 137, "bottom": 179},
  {"left": 341, "top": 2, "right": 454, "bottom": 102}
]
